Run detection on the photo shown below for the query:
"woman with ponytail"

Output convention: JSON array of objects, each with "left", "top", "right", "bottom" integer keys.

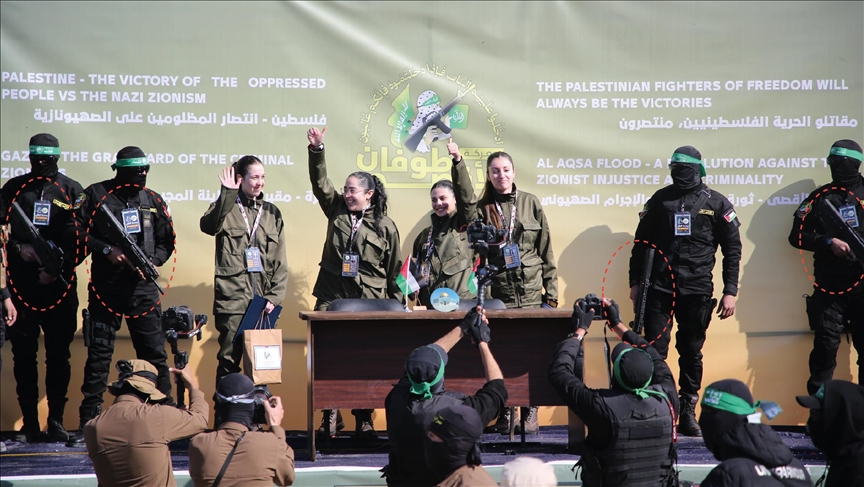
[
  {"left": 306, "top": 126, "right": 403, "bottom": 439},
  {"left": 454, "top": 149, "right": 559, "bottom": 435}
]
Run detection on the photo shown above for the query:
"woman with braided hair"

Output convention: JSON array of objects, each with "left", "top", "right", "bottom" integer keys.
[{"left": 306, "top": 126, "right": 403, "bottom": 439}]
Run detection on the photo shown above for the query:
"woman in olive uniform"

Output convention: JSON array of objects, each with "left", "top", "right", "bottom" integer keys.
[
  {"left": 306, "top": 126, "right": 403, "bottom": 439},
  {"left": 455, "top": 150, "right": 559, "bottom": 434},
  {"left": 412, "top": 139, "right": 478, "bottom": 307},
  {"left": 200, "top": 156, "right": 289, "bottom": 386}
]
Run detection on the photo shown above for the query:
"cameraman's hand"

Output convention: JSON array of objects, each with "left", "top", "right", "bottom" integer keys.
[
  {"left": 572, "top": 302, "right": 594, "bottom": 332},
  {"left": 265, "top": 396, "right": 284, "bottom": 427},
  {"left": 459, "top": 306, "right": 482, "bottom": 337},
  {"left": 601, "top": 298, "right": 622, "bottom": 326},
  {"left": 471, "top": 308, "right": 491, "bottom": 346},
  {"left": 170, "top": 367, "right": 198, "bottom": 390}
]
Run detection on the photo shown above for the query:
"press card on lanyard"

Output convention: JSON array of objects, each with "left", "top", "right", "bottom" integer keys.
[
  {"left": 839, "top": 205, "right": 859, "bottom": 228},
  {"left": 122, "top": 208, "right": 141, "bottom": 234},
  {"left": 674, "top": 212, "right": 691, "bottom": 236},
  {"left": 33, "top": 201, "right": 51, "bottom": 226},
  {"left": 502, "top": 243, "right": 522, "bottom": 269},
  {"left": 342, "top": 253, "right": 360, "bottom": 277},
  {"left": 246, "top": 247, "right": 263, "bottom": 272}
]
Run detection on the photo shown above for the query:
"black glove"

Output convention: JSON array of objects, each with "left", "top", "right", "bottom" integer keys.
[
  {"left": 471, "top": 319, "right": 491, "bottom": 346},
  {"left": 460, "top": 307, "right": 481, "bottom": 337},
  {"left": 602, "top": 299, "right": 621, "bottom": 327},
  {"left": 572, "top": 304, "right": 594, "bottom": 332}
]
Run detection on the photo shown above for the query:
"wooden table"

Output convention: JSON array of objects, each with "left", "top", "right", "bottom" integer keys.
[{"left": 301, "top": 308, "right": 585, "bottom": 460}]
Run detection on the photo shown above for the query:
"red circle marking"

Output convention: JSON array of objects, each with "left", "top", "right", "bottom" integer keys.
[
  {"left": 600, "top": 239, "right": 677, "bottom": 346},
  {"left": 3, "top": 176, "right": 84, "bottom": 312},
  {"left": 83, "top": 184, "right": 177, "bottom": 318},
  {"left": 794, "top": 187, "right": 863, "bottom": 295}
]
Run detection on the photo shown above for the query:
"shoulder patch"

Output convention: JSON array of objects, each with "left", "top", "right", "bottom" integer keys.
[
  {"left": 638, "top": 203, "right": 649, "bottom": 220},
  {"left": 724, "top": 209, "right": 741, "bottom": 227},
  {"left": 73, "top": 192, "right": 86, "bottom": 210},
  {"left": 698, "top": 209, "right": 715, "bottom": 216},
  {"left": 796, "top": 201, "right": 812, "bottom": 219}
]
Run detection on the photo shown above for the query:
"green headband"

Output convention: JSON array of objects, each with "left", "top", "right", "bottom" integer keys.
[
  {"left": 111, "top": 157, "right": 150, "bottom": 170},
  {"left": 701, "top": 387, "right": 759, "bottom": 415},
  {"left": 407, "top": 347, "right": 446, "bottom": 401},
  {"left": 670, "top": 152, "right": 707, "bottom": 177},
  {"left": 420, "top": 93, "right": 441, "bottom": 107},
  {"left": 829, "top": 146, "right": 864, "bottom": 162},
  {"left": 30, "top": 145, "right": 60, "bottom": 155},
  {"left": 613, "top": 348, "right": 666, "bottom": 401}
]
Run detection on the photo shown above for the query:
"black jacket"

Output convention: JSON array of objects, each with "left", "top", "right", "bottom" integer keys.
[
  {"left": 700, "top": 423, "right": 812, "bottom": 487},
  {"left": 630, "top": 184, "right": 742, "bottom": 297},
  {"left": 787, "top": 176, "right": 864, "bottom": 287},
  {"left": 0, "top": 171, "right": 84, "bottom": 304},
  {"left": 384, "top": 377, "right": 506, "bottom": 487},
  {"left": 812, "top": 380, "right": 864, "bottom": 487}
]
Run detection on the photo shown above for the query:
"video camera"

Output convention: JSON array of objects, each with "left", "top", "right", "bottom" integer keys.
[
  {"left": 466, "top": 219, "right": 506, "bottom": 308},
  {"left": 162, "top": 306, "right": 207, "bottom": 409},
  {"left": 466, "top": 219, "right": 505, "bottom": 250},
  {"left": 251, "top": 385, "right": 273, "bottom": 425},
  {"left": 576, "top": 293, "right": 606, "bottom": 320}
]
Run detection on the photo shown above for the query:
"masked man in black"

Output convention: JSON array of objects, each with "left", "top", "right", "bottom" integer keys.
[
  {"left": 548, "top": 298, "right": 678, "bottom": 487},
  {"left": 423, "top": 404, "right": 497, "bottom": 486},
  {"left": 630, "top": 145, "right": 742, "bottom": 436},
  {"left": 67, "top": 146, "right": 175, "bottom": 447},
  {"left": 0, "top": 133, "right": 84, "bottom": 442},
  {"left": 698, "top": 379, "right": 812, "bottom": 487},
  {"left": 383, "top": 307, "right": 507, "bottom": 486},
  {"left": 788, "top": 139, "right": 864, "bottom": 395},
  {"left": 796, "top": 380, "right": 864, "bottom": 487}
]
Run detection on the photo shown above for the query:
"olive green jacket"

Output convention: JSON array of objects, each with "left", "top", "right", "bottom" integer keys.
[
  {"left": 308, "top": 148, "right": 403, "bottom": 309},
  {"left": 200, "top": 187, "right": 288, "bottom": 315},
  {"left": 412, "top": 159, "right": 479, "bottom": 307},
  {"left": 458, "top": 177, "right": 558, "bottom": 308}
]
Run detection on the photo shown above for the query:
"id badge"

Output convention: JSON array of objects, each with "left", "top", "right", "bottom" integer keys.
[
  {"left": 33, "top": 201, "right": 51, "bottom": 226},
  {"left": 121, "top": 208, "right": 141, "bottom": 234},
  {"left": 839, "top": 205, "right": 859, "bottom": 228},
  {"left": 341, "top": 252, "right": 359, "bottom": 277},
  {"left": 502, "top": 243, "right": 522, "bottom": 269},
  {"left": 674, "top": 212, "right": 691, "bottom": 236},
  {"left": 417, "top": 261, "right": 431, "bottom": 287},
  {"left": 245, "top": 247, "right": 263, "bottom": 272}
]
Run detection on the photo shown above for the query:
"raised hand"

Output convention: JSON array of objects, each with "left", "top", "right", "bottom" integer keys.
[
  {"left": 219, "top": 167, "right": 240, "bottom": 189},
  {"left": 307, "top": 126, "right": 328, "bottom": 147}
]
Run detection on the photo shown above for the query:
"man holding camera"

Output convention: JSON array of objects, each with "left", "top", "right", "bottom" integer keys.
[
  {"left": 629, "top": 145, "right": 742, "bottom": 437},
  {"left": 383, "top": 306, "right": 507, "bottom": 487},
  {"left": 85, "top": 359, "right": 208, "bottom": 487},
  {"left": 189, "top": 373, "right": 295, "bottom": 487},
  {"left": 548, "top": 298, "right": 678, "bottom": 487},
  {"left": 0, "top": 133, "right": 84, "bottom": 442},
  {"left": 68, "top": 146, "right": 176, "bottom": 447}
]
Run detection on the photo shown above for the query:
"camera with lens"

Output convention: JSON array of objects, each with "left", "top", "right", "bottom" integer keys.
[
  {"left": 251, "top": 385, "right": 273, "bottom": 425},
  {"left": 576, "top": 293, "right": 606, "bottom": 320},
  {"left": 161, "top": 306, "right": 206, "bottom": 335},
  {"left": 467, "top": 219, "right": 505, "bottom": 247}
]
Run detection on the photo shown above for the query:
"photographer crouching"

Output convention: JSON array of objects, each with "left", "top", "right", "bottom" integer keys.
[
  {"left": 548, "top": 297, "right": 679, "bottom": 487},
  {"left": 189, "top": 373, "right": 295, "bottom": 487}
]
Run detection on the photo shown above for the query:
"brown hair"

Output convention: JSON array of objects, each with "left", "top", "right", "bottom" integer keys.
[{"left": 477, "top": 151, "right": 514, "bottom": 230}]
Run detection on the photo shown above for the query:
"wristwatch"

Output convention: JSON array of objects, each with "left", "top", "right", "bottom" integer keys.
[{"left": 103, "top": 245, "right": 112, "bottom": 255}]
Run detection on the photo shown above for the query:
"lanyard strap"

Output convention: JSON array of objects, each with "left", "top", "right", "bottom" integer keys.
[
  {"left": 236, "top": 197, "right": 263, "bottom": 244},
  {"left": 423, "top": 225, "right": 435, "bottom": 263},
  {"left": 494, "top": 190, "right": 518, "bottom": 243},
  {"left": 347, "top": 208, "right": 368, "bottom": 252}
]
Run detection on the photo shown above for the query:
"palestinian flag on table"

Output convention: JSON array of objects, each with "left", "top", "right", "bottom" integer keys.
[
  {"left": 396, "top": 256, "right": 421, "bottom": 296},
  {"left": 467, "top": 257, "right": 481, "bottom": 295}
]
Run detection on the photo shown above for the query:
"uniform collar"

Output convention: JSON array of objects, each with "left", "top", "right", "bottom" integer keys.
[
  {"left": 239, "top": 191, "right": 263, "bottom": 207},
  {"left": 493, "top": 184, "right": 518, "bottom": 203},
  {"left": 217, "top": 421, "right": 251, "bottom": 432}
]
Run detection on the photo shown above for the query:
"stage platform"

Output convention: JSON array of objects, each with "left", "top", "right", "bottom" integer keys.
[{"left": 0, "top": 426, "right": 826, "bottom": 486}]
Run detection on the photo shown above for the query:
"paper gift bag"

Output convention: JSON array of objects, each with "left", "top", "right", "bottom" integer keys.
[{"left": 242, "top": 314, "right": 283, "bottom": 385}]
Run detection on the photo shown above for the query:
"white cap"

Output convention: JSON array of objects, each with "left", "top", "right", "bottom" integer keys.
[{"left": 500, "top": 457, "right": 558, "bottom": 487}]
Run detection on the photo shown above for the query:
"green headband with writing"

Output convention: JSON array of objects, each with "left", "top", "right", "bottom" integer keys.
[
  {"left": 829, "top": 146, "right": 864, "bottom": 162},
  {"left": 671, "top": 152, "right": 707, "bottom": 177},
  {"left": 30, "top": 145, "right": 60, "bottom": 155},
  {"left": 407, "top": 347, "right": 446, "bottom": 401},
  {"left": 613, "top": 348, "right": 667, "bottom": 401},
  {"left": 701, "top": 387, "right": 760, "bottom": 415},
  {"left": 111, "top": 157, "right": 150, "bottom": 170}
]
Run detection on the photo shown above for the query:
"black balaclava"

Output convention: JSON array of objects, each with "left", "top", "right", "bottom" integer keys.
[
  {"left": 610, "top": 342, "right": 655, "bottom": 394},
  {"left": 698, "top": 379, "right": 755, "bottom": 457},
  {"left": 828, "top": 139, "right": 863, "bottom": 189},
  {"left": 670, "top": 145, "right": 704, "bottom": 192},
  {"left": 800, "top": 380, "right": 864, "bottom": 459},
  {"left": 214, "top": 373, "right": 256, "bottom": 430},
  {"left": 424, "top": 404, "right": 484, "bottom": 481},
  {"left": 29, "top": 133, "right": 60, "bottom": 178},
  {"left": 406, "top": 344, "right": 448, "bottom": 399},
  {"left": 112, "top": 146, "right": 149, "bottom": 189}
]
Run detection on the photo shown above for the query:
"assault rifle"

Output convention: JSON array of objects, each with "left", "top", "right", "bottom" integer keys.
[
  {"left": 816, "top": 200, "right": 864, "bottom": 267},
  {"left": 94, "top": 204, "right": 164, "bottom": 294},
  {"left": 629, "top": 247, "right": 655, "bottom": 335},
  {"left": 403, "top": 94, "right": 463, "bottom": 152},
  {"left": 9, "top": 202, "right": 68, "bottom": 286}
]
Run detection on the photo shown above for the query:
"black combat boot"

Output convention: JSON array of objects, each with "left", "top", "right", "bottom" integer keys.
[
  {"left": 46, "top": 400, "right": 70, "bottom": 442},
  {"left": 353, "top": 410, "right": 377, "bottom": 440},
  {"left": 515, "top": 406, "right": 539, "bottom": 435},
  {"left": 13, "top": 400, "right": 42, "bottom": 443},
  {"left": 66, "top": 405, "right": 101, "bottom": 447},
  {"left": 484, "top": 407, "right": 512, "bottom": 435},
  {"left": 677, "top": 395, "right": 702, "bottom": 437}
]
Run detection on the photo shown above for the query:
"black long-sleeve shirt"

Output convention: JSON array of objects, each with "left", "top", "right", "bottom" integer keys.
[{"left": 548, "top": 330, "right": 677, "bottom": 452}]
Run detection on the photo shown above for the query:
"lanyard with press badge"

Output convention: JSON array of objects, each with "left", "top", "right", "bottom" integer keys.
[
  {"left": 342, "top": 208, "right": 367, "bottom": 277},
  {"left": 33, "top": 187, "right": 51, "bottom": 226},
  {"left": 237, "top": 197, "right": 264, "bottom": 272},
  {"left": 495, "top": 191, "right": 522, "bottom": 269}
]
